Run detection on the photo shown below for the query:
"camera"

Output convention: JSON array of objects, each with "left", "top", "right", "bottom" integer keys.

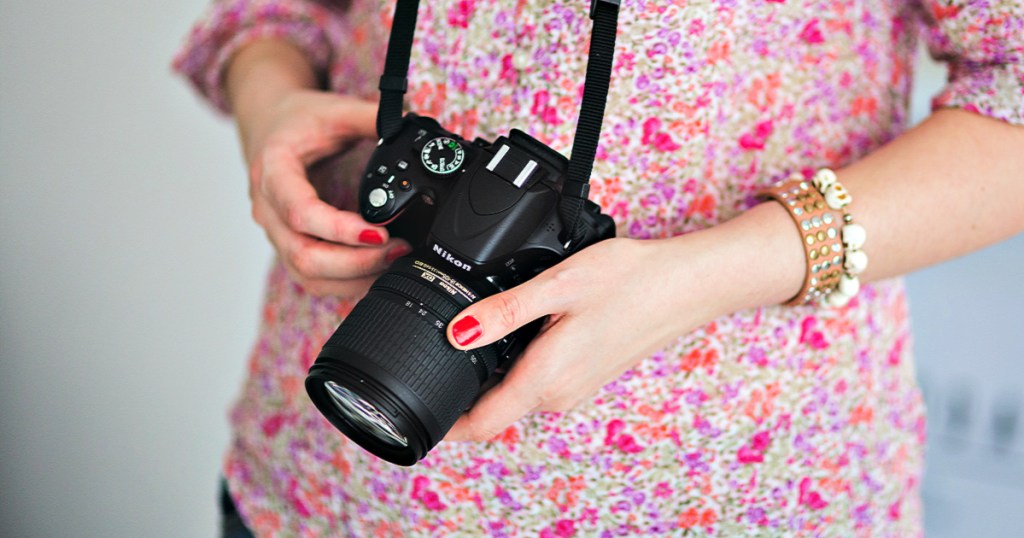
[
  {"left": 304, "top": 0, "right": 621, "bottom": 465},
  {"left": 304, "top": 114, "right": 615, "bottom": 465}
]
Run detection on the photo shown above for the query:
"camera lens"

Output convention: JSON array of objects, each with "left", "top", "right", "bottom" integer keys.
[
  {"left": 324, "top": 381, "right": 408, "bottom": 447},
  {"left": 305, "top": 256, "right": 500, "bottom": 465}
]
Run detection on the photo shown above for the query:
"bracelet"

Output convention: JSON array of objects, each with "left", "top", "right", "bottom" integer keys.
[
  {"left": 760, "top": 169, "right": 868, "bottom": 307},
  {"left": 812, "top": 169, "right": 868, "bottom": 308}
]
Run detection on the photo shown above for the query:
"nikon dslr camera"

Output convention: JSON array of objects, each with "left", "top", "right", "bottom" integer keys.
[{"left": 305, "top": 0, "right": 621, "bottom": 465}]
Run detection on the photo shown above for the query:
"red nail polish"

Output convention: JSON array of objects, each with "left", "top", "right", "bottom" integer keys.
[
  {"left": 385, "top": 246, "right": 411, "bottom": 264},
  {"left": 451, "top": 316, "right": 482, "bottom": 347},
  {"left": 359, "top": 229, "right": 384, "bottom": 245}
]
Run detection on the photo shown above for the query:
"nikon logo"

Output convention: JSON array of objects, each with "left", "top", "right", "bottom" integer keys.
[{"left": 432, "top": 243, "right": 472, "bottom": 272}]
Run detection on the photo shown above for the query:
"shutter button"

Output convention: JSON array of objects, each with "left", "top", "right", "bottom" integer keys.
[{"left": 368, "top": 188, "right": 389, "bottom": 208}]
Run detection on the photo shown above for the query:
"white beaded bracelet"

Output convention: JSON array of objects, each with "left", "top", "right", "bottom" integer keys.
[{"left": 811, "top": 168, "right": 868, "bottom": 307}]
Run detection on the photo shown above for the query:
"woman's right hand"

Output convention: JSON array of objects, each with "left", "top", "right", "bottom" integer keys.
[{"left": 228, "top": 41, "right": 411, "bottom": 298}]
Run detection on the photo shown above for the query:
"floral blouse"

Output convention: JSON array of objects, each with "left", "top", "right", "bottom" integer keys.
[{"left": 174, "top": 0, "right": 1024, "bottom": 536}]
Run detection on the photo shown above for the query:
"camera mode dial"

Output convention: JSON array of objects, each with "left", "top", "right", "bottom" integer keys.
[{"left": 420, "top": 137, "right": 464, "bottom": 176}]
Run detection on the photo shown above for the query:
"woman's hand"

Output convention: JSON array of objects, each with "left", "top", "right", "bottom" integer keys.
[
  {"left": 441, "top": 237, "right": 716, "bottom": 442},
  {"left": 441, "top": 202, "right": 807, "bottom": 442},
  {"left": 241, "top": 90, "right": 411, "bottom": 297},
  {"left": 227, "top": 41, "right": 411, "bottom": 297}
]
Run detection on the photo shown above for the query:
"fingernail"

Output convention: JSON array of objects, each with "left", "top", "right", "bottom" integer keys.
[
  {"left": 385, "top": 245, "right": 412, "bottom": 264},
  {"left": 451, "top": 316, "right": 482, "bottom": 347},
  {"left": 359, "top": 229, "right": 384, "bottom": 245}
]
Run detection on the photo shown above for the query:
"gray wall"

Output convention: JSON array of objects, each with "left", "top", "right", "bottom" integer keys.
[
  {"left": 1, "top": 2, "right": 1021, "bottom": 537},
  {"left": 904, "top": 53, "right": 1024, "bottom": 538}
]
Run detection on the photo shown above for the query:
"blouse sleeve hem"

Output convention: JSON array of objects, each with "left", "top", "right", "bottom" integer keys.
[{"left": 930, "top": 63, "right": 1024, "bottom": 127}]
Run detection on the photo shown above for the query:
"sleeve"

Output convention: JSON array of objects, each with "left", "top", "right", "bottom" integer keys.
[
  {"left": 918, "top": 0, "right": 1024, "bottom": 125},
  {"left": 172, "top": 0, "right": 349, "bottom": 114}
]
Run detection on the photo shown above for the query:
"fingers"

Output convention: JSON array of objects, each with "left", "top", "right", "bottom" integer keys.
[
  {"left": 255, "top": 196, "right": 412, "bottom": 284},
  {"left": 288, "top": 274, "right": 380, "bottom": 298},
  {"left": 443, "top": 320, "right": 586, "bottom": 442},
  {"left": 280, "top": 233, "right": 409, "bottom": 281},
  {"left": 241, "top": 91, "right": 394, "bottom": 297},
  {"left": 443, "top": 310, "right": 618, "bottom": 442},
  {"left": 446, "top": 275, "right": 564, "bottom": 350},
  {"left": 443, "top": 281, "right": 556, "bottom": 438},
  {"left": 254, "top": 144, "right": 388, "bottom": 246},
  {"left": 259, "top": 93, "right": 378, "bottom": 163},
  {"left": 443, "top": 357, "right": 546, "bottom": 442},
  {"left": 247, "top": 93, "right": 380, "bottom": 245}
]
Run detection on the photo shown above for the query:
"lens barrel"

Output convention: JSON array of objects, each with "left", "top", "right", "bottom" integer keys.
[{"left": 306, "top": 256, "right": 499, "bottom": 465}]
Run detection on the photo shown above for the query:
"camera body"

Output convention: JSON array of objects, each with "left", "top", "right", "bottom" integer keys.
[
  {"left": 360, "top": 113, "right": 611, "bottom": 282},
  {"left": 304, "top": 113, "right": 614, "bottom": 465}
]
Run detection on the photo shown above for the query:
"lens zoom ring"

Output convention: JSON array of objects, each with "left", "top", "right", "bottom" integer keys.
[{"left": 371, "top": 272, "right": 464, "bottom": 321}]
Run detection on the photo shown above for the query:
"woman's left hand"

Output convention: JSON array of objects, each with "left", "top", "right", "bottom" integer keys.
[{"left": 441, "top": 236, "right": 723, "bottom": 442}]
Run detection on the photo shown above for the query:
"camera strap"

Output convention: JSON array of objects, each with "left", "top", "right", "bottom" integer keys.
[
  {"left": 376, "top": 0, "right": 419, "bottom": 141},
  {"left": 560, "top": 0, "right": 620, "bottom": 250},
  {"left": 376, "top": 0, "right": 621, "bottom": 251}
]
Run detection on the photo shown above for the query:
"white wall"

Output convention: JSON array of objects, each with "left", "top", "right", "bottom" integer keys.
[
  {"left": 1, "top": 1, "right": 269, "bottom": 536},
  {"left": 0, "top": 2, "right": 1021, "bottom": 537}
]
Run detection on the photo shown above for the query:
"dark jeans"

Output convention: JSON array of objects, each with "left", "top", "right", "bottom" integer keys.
[{"left": 220, "top": 479, "right": 257, "bottom": 538}]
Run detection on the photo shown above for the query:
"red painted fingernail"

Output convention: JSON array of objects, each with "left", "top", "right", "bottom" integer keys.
[
  {"left": 385, "top": 245, "right": 412, "bottom": 264},
  {"left": 451, "top": 316, "right": 482, "bottom": 347},
  {"left": 359, "top": 229, "right": 384, "bottom": 245}
]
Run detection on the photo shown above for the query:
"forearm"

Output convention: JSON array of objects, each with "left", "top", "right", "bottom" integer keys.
[
  {"left": 837, "top": 109, "right": 1024, "bottom": 281},
  {"left": 225, "top": 39, "right": 320, "bottom": 160},
  {"left": 685, "top": 109, "right": 1024, "bottom": 316}
]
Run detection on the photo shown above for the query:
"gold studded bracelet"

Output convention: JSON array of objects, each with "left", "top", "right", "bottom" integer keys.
[{"left": 760, "top": 169, "right": 867, "bottom": 307}]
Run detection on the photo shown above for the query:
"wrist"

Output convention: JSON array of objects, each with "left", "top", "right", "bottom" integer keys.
[
  {"left": 226, "top": 39, "right": 319, "bottom": 153},
  {"left": 666, "top": 202, "right": 806, "bottom": 318}
]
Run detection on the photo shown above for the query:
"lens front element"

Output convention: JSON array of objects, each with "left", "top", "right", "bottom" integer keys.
[{"left": 324, "top": 381, "right": 408, "bottom": 448}]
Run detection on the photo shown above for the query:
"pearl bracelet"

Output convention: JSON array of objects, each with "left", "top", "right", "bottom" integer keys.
[
  {"left": 811, "top": 168, "right": 868, "bottom": 308},
  {"left": 760, "top": 168, "right": 868, "bottom": 307}
]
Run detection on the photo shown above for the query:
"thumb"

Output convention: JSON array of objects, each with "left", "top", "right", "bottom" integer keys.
[{"left": 446, "top": 277, "right": 557, "bottom": 351}]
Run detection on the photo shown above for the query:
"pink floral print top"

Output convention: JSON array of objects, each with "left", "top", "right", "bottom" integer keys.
[{"left": 174, "top": 0, "right": 1024, "bottom": 536}]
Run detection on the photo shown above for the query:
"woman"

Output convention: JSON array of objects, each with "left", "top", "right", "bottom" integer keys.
[{"left": 175, "top": 0, "right": 1024, "bottom": 535}]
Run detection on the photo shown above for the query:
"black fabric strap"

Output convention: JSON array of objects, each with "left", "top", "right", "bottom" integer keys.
[
  {"left": 561, "top": 0, "right": 619, "bottom": 250},
  {"left": 377, "top": 0, "right": 420, "bottom": 140},
  {"left": 376, "top": 0, "right": 620, "bottom": 248}
]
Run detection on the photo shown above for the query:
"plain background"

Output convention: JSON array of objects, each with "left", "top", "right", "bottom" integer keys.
[{"left": 1, "top": 1, "right": 1022, "bottom": 536}]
